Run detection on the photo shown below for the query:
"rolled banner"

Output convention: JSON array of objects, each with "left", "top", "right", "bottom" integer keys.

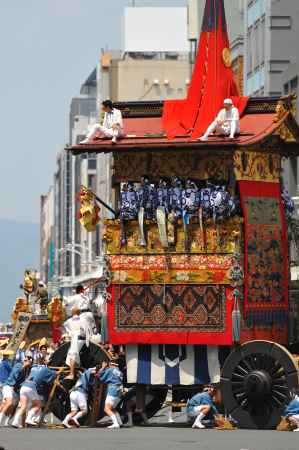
[
  {"left": 232, "top": 289, "right": 242, "bottom": 343},
  {"left": 156, "top": 206, "right": 169, "bottom": 248},
  {"left": 138, "top": 207, "right": 147, "bottom": 247}
]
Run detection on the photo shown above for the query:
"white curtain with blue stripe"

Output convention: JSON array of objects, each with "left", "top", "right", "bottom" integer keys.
[{"left": 126, "top": 344, "right": 229, "bottom": 385}]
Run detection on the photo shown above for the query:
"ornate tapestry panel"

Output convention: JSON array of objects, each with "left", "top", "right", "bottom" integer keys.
[
  {"left": 239, "top": 181, "right": 288, "bottom": 326},
  {"left": 108, "top": 254, "right": 235, "bottom": 285},
  {"left": 108, "top": 285, "right": 233, "bottom": 345},
  {"left": 113, "top": 152, "right": 233, "bottom": 182},
  {"left": 234, "top": 151, "right": 281, "bottom": 183}
]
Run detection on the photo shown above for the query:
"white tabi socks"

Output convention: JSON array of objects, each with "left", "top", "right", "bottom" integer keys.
[
  {"left": 62, "top": 413, "right": 73, "bottom": 428},
  {"left": 127, "top": 412, "right": 133, "bottom": 427},
  {"left": 192, "top": 412, "right": 206, "bottom": 429},
  {"left": 11, "top": 411, "right": 23, "bottom": 428},
  {"left": 115, "top": 412, "right": 123, "bottom": 427},
  {"left": 3, "top": 415, "right": 11, "bottom": 427},
  {"left": 168, "top": 409, "right": 174, "bottom": 423},
  {"left": 107, "top": 414, "right": 120, "bottom": 429},
  {"left": 25, "top": 408, "right": 38, "bottom": 426}
]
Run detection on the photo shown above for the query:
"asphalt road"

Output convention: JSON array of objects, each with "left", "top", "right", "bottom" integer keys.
[{"left": 0, "top": 426, "right": 298, "bottom": 450}]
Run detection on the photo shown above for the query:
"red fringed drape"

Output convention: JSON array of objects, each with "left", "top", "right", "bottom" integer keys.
[{"left": 162, "top": 0, "right": 249, "bottom": 139}]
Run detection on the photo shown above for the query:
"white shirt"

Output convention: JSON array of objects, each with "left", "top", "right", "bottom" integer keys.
[
  {"left": 63, "top": 315, "right": 85, "bottom": 338},
  {"left": 103, "top": 108, "right": 123, "bottom": 130},
  {"left": 63, "top": 293, "right": 90, "bottom": 316},
  {"left": 216, "top": 107, "right": 240, "bottom": 131}
]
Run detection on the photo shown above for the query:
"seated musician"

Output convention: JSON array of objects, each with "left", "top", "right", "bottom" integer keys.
[
  {"left": 199, "top": 98, "right": 240, "bottom": 141},
  {"left": 186, "top": 385, "right": 219, "bottom": 429},
  {"left": 80, "top": 100, "right": 124, "bottom": 145}
]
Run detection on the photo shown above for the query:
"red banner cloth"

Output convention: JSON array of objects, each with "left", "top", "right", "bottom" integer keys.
[
  {"left": 51, "top": 323, "right": 61, "bottom": 344},
  {"left": 162, "top": 0, "right": 249, "bottom": 139},
  {"left": 108, "top": 284, "right": 233, "bottom": 345},
  {"left": 238, "top": 181, "right": 289, "bottom": 327}
]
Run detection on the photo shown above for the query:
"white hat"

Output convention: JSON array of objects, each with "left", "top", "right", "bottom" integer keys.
[{"left": 224, "top": 98, "right": 233, "bottom": 105}]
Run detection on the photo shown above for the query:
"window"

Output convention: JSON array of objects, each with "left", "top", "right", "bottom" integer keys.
[
  {"left": 270, "top": 16, "right": 292, "bottom": 29},
  {"left": 247, "top": 0, "right": 266, "bottom": 28},
  {"left": 88, "top": 159, "right": 97, "bottom": 170},
  {"left": 291, "top": 77, "right": 298, "bottom": 92}
]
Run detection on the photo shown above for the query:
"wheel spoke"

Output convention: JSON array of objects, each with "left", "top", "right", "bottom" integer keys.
[
  {"left": 236, "top": 365, "right": 249, "bottom": 376},
  {"left": 241, "top": 358, "right": 253, "bottom": 372},
  {"left": 233, "top": 386, "right": 246, "bottom": 395},
  {"left": 232, "top": 372, "right": 245, "bottom": 380}
]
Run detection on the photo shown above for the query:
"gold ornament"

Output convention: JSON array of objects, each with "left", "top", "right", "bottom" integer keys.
[
  {"left": 222, "top": 48, "right": 232, "bottom": 68},
  {"left": 78, "top": 203, "right": 100, "bottom": 232},
  {"left": 48, "top": 297, "right": 65, "bottom": 324},
  {"left": 12, "top": 297, "right": 28, "bottom": 322},
  {"left": 76, "top": 185, "right": 100, "bottom": 232}
]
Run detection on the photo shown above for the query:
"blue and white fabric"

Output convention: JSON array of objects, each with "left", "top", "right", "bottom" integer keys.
[
  {"left": 281, "top": 189, "right": 295, "bottom": 217},
  {"left": 126, "top": 345, "right": 229, "bottom": 385},
  {"left": 99, "top": 367, "right": 123, "bottom": 398}
]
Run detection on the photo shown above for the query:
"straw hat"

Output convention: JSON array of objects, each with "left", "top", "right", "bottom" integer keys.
[
  {"left": 39, "top": 337, "right": 48, "bottom": 348},
  {"left": 0, "top": 338, "right": 9, "bottom": 348},
  {"left": 1, "top": 349, "right": 15, "bottom": 356},
  {"left": 19, "top": 341, "right": 26, "bottom": 350}
]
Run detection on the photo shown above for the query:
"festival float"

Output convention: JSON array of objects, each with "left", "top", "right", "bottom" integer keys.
[{"left": 56, "top": 0, "right": 299, "bottom": 429}]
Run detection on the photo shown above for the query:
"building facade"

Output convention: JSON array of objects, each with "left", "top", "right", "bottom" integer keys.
[
  {"left": 243, "top": 0, "right": 299, "bottom": 196},
  {"left": 243, "top": 0, "right": 299, "bottom": 97},
  {"left": 40, "top": 186, "right": 54, "bottom": 283}
]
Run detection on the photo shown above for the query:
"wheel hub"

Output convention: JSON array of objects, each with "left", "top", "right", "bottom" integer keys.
[{"left": 244, "top": 370, "right": 272, "bottom": 398}]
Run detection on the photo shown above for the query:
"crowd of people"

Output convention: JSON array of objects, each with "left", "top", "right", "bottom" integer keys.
[
  {"left": 0, "top": 345, "right": 125, "bottom": 429},
  {"left": 0, "top": 340, "right": 224, "bottom": 430},
  {"left": 1, "top": 340, "right": 299, "bottom": 431}
]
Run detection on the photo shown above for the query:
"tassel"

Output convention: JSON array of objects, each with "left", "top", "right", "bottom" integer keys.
[{"left": 232, "top": 289, "right": 241, "bottom": 343}]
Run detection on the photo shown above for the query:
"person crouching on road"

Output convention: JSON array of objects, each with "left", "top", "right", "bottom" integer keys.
[
  {"left": 0, "top": 356, "right": 33, "bottom": 427},
  {"left": 283, "top": 394, "right": 299, "bottom": 431},
  {"left": 186, "top": 385, "right": 219, "bottom": 429},
  {"left": 12, "top": 363, "right": 56, "bottom": 428},
  {"left": 62, "top": 367, "right": 100, "bottom": 428},
  {"left": 99, "top": 360, "right": 123, "bottom": 429}
]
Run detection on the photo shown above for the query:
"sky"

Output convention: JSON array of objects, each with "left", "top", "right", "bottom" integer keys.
[{"left": 0, "top": 0, "right": 187, "bottom": 225}]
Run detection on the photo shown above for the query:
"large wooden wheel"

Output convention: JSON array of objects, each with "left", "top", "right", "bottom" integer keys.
[
  {"left": 221, "top": 341, "right": 299, "bottom": 429},
  {"left": 49, "top": 342, "right": 111, "bottom": 369},
  {"left": 48, "top": 342, "right": 111, "bottom": 422}
]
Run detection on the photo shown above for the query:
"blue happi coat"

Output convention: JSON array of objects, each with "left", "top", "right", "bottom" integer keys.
[
  {"left": 5, "top": 362, "right": 26, "bottom": 392},
  {"left": 73, "top": 368, "right": 95, "bottom": 395},
  {"left": 22, "top": 365, "right": 56, "bottom": 396},
  {"left": 186, "top": 392, "right": 218, "bottom": 420},
  {"left": 284, "top": 397, "right": 299, "bottom": 417},
  {"left": 0, "top": 359, "right": 12, "bottom": 383},
  {"left": 99, "top": 367, "right": 123, "bottom": 398}
]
